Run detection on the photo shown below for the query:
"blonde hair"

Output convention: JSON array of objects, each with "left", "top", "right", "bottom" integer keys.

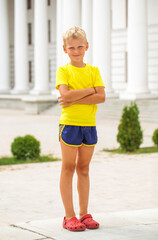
[{"left": 63, "top": 26, "right": 87, "bottom": 46}]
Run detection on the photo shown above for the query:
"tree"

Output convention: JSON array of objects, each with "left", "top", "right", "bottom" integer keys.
[{"left": 117, "top": 102, "right": 143, "bottom": 152}]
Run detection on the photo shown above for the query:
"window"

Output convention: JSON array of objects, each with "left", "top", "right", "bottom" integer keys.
[
  {"left": 126, "top": 0, "right": 128, "bottom": 28},
  {"left": 49, "top": 60, "right": 51, "bottom": 83},
  {"left": 28, "top": 23, "right": 32, "bottom": 45},
  {"left": 27, "top": 0, "right": 32, "bottom": 10},
  {"left": 29, "top": 61, "right": 32, "bottom": 83},
  {"left": 125, "top": 51, "right": 128, "bottom": 83},
  {"left": 48, "top": 0, "right": 51, "bottom": 6},
  {"left": 48, "top": 20, "right": 51, "bottom": 43}
]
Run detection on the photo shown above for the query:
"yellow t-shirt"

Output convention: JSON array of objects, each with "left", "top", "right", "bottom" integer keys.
[{"left": 56, "top": 63, "right": 105, "bottom": 126}]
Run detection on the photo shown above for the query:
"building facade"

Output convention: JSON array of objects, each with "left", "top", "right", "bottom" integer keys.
[{"left": 0, "top": 0, "right": 158, "bottom": 102}]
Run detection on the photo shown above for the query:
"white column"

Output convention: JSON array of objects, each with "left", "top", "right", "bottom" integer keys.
[
  {"left": 0, "top": 0, "right": 10, "bottom": 93},
  {"left": 12, "top": 0, "right": 29, "bottom": 94},
  {"left": 31, "top": 0, "right": 50, "bottom": 95},
  {"left": 93, "top": 0, "right": 114, "bottom": 94},
  {"left": 53, "top": 0, "right": 63, "bottom": 96},
  {"left": 120, "top": 0, "right": 149, "bottom": 99},
  {"left": 62, "top": 0, "right": 81, "bottom": 64},
  {"left": 56, "top": 0, "right": 63, "bottom": 68},
  {"left": 81, "top": 0, "right": 92, "bottom": 65},
  {"left": 63, "top": 0, "right": 81, "bottom": 31}
]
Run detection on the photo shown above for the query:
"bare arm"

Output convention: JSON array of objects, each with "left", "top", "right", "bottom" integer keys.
[
  {"left": 58, "top": 84, "right": 95, "bottom": 102},
  {"left": 75, "top": 87, "right": 105, "bottom": 104},
  {"left": 59, "top": 87, "right": 105, "bottom": 108}
]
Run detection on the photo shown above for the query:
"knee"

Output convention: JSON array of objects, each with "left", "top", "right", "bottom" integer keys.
[
  {"left": 76, "top": 164, "right": 89, "bottom": 177},
  {"left": 62, "top": 163, "right": 76, "bottom": 175}
]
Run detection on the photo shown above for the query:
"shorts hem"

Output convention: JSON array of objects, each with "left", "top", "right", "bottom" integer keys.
[
  {"left": 60, "top": 137, "right": 82, "bottom": 147},
  {"left": 60, "top": 137, "right": 97, "bottom": 147},
  {"left": 82, "top": 143, "right": 97, "bottom": 147}
]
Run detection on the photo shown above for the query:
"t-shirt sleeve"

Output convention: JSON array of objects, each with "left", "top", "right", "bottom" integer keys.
[
  {"left": 94, "top": 67, "right": 105, "bottom": 88},
  {"left": 56, "top": 66, "right": 68, "bottom": 90}
]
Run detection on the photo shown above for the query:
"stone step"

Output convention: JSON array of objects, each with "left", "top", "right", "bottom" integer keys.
[
  {"left": 42, "top": 98, "right": 158, "bottom": 122},
  {"left": 97, "top": 99, "right": 158, "bottom": 122}
]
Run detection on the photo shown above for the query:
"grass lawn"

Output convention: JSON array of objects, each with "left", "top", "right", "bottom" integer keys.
[
  {"left": 0, "top": 155, "right": 60, "bottom": 166},
  {"left": 103, "top": 146, "right": 158, "bottom": 154}
]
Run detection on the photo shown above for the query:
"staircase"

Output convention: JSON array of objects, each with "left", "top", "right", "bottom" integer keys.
[
  {"left": 43, "top": 98, "right": 158, "bottom": 123},
  {"left": 97, "top": 99, "right": 158, "bottom": 123}
]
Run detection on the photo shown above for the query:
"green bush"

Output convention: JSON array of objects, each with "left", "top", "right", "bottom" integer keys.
[
  {"left": 152, "top": 129, "right": 158, "bottom": 147},
  {"left": 117, "top": 102, "right": 143, "bottom": 152},
  {"left": 11, "top": 135, "right": 40, "bottom": 160}
]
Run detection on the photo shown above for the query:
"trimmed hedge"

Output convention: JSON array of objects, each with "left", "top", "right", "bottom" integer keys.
[
  {"left": 152, "top": 129, "right": 158, "bottom": 147},
  {"left": 11, "top": 135, "right": 40, "bottom": 160}
]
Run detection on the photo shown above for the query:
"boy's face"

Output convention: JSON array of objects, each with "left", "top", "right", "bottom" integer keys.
[{"left": 63, "top": 38, "right": 88, "bottom": 64}]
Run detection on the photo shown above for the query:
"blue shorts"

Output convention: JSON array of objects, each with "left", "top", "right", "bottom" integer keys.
[{"left": 59, "top": 124, "right": 98, "bottom": 147}]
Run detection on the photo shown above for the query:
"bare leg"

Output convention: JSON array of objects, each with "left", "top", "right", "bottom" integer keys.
[
  {"left": 60, "top": 140, "right": 78, "bottom": 220},
  {"left": 76, "top": 145, "right": 95, "bottom": 219}
]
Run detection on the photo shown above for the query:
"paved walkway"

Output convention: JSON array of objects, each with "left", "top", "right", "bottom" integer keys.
[
  {"left": 0, "top": 104, "right": 158, "bottom": 239},
  {"left": 1, "top": 208, "right": 158, "bottom": 240}
]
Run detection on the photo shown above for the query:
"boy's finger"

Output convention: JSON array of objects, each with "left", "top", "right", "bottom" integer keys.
[{"left": 58, "top": 101, "right": 64, "bottom": 105}]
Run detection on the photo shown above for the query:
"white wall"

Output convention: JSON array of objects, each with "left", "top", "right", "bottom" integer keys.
[
  {"left": 148, "top": 0, "right": 158, "bottom": 25},
  {"left": 112, "top": 0, "right": 127, "bottom": 29},
  {"left": 111, "top": 0, "right": 127, "bottom": 92},
  {"left": 148, "top": 0, "right": 158, "bottom": 93}
]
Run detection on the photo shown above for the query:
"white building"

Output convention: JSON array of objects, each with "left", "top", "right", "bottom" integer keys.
[{"left": 0, "top": 0, "right": 158, "bottom": 113}]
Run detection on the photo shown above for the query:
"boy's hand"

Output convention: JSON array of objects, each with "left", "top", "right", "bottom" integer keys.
[{"left": 58, "top": 96, "right": 74, "bottom": 108}]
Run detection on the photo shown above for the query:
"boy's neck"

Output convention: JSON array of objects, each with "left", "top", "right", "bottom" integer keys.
[{"left": 70, "top": 61, "right": 86, "bottom": 68}]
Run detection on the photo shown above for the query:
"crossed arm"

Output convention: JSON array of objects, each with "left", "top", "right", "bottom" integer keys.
[{"left": 58, "top": 84, "right": 105, "bottom": 108}]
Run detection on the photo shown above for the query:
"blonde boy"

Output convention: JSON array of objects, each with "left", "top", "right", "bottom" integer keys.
[{"left": 56, "top": 26, "right": 105, "bottom": 231}]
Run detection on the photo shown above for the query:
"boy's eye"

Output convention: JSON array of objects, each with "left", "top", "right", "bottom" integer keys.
[{"left": 78, "top": 46, "right": 83, "bottom": 49}]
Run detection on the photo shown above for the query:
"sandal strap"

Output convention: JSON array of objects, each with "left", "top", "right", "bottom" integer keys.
[{"left": 80, "top": 214, "right": 92, "bottom": 222}]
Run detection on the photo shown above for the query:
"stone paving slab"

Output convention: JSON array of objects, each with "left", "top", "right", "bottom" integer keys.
[
  {"left": 2, "top": 208, "right": 157, "bottom": 240},
  {"left": 0, "top": 225, "right": 45, "bottom": 240},
  {"left": 0, "top": 107, "right": 158, "bottom": 158},
  {"left": 0, "top": 152, "right": 158, "bottom": 226}
]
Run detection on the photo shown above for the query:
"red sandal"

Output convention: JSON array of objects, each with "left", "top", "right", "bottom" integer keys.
[
  {"left": 80, "top": 214, "right": 99, "bottom": 229},
  {"left": 63, "top": 216, "right": 86, "bottom": 231}
]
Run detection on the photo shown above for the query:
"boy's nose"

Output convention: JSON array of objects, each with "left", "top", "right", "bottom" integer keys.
[{"left": 74, "top": 48, "right": 78, "bottom": 53}]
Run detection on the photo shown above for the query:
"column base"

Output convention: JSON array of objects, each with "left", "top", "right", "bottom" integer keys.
[
  {"left": 106, "top": 91, "right": 119, "bottom": 98},
  {"left": 22, "top": 95, "right": 58, "bottom": 114},
  {"left": 120, "top": 91, "right": 158, "bottom": 100},
  {"left": 11, "top": 88, "right": 29, "bottom": 94},
  {"left": 51, "top": 89, "right": 60, "bottom": 98},
  {"left": 0, "top": 89, "right": 10, "bottom": 94},
  {"left": 29, "top": 89, "right": 51, "bottom": 95}
]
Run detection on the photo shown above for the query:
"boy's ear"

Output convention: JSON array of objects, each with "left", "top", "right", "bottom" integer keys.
[
  {"left": 63, "top": 45, "right": 67, "bottom": 53},
  {"left": 85, "top": 42, "right": 89, "bottom": 51}
]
